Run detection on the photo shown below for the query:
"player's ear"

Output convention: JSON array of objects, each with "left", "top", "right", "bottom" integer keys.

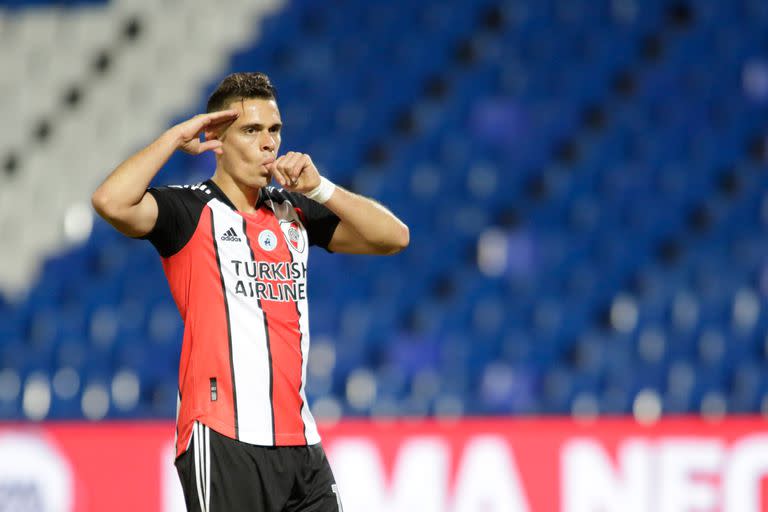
[
  {"left": 204, "top": 128, "right": 221, "bottom": 142},
  {"left": 204, "top": 117, "right": 232, "bottom": 142}
]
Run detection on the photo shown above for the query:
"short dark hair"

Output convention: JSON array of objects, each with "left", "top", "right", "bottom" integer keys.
[{"left": 206, "top": 72, "right": 277, "bottom": 112}]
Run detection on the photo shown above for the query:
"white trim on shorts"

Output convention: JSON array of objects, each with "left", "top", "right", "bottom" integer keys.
[{"left": 194, "top": 421, "right": 211, "bottom": 512}]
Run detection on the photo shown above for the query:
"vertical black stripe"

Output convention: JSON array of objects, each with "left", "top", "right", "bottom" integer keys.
[
  {"left": 203, "top": 425, "right": 209, "bottom": 512},
  {"left": 242, "top": 217, "right": 276, "bottom": 445},
  {"left": 175, "top": 389, "right": 181, "bottom": 453},
  {"left": 211, "top": 208, "right": 239, "bottom": 438},
  {"left": 204, "top": 425, "right": 208, "bottom": 509},
  {"left": 199, "top": 423, "right": 206, "bottom": 508},
  {"left": 193, "top": 423, "right": 205, "bottom": 511},
  {"left": 263, "top": 304, "right": 276, "bottom": 445}
]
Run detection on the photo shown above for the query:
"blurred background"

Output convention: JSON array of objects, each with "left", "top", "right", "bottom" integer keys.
[{"left": 2, "top": 0, "right": 768, "bottom": 510}]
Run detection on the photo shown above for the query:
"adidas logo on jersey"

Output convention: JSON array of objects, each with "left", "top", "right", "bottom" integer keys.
[{"left": 220, "top": 228, "right": 241, "bottom": 242}]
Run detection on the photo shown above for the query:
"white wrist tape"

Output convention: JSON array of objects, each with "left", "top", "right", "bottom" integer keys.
[{"left": 305, "top": 176, "right": 336, "bottom": 204}]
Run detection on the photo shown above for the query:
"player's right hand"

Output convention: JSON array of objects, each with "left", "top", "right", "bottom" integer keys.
[{"left": 172, "top": 110, "right": 239, "bottom": 156}]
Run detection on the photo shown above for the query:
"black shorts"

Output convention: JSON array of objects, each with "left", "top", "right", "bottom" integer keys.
[{"left": 175, "top": 422, "right": 343, "bottom": 512}]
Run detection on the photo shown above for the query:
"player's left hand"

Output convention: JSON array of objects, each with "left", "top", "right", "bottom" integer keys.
[{"left": 266, "top": 152, "right": 321, "bottom": 193}]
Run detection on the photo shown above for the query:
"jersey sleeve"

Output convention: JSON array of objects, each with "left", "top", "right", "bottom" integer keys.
[
  {"left": 139, "top": 186, "right": 204, "bottom": 258},
  {"left": 283, "top": 191, "right": 341, "bottom": 251}
]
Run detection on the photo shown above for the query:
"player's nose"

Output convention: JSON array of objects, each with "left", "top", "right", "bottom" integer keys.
[{"left": 259, "top": 132, "right": 276, "bottom": 152}]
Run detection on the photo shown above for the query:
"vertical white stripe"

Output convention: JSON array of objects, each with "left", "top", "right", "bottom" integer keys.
[
  {"left": 297, "top": 291, "right": 320, "bottom": 444},
  {"left": 209, "top": 200, "right": 274, "bottom": 445},
  {"left": 205, "top": 425, "right": 211, "bottom": 512},
  {"left": 194, "top": 423, "right": 206, "bottom": 512},
  {"left": 332, "top": 484, "right": 344, "bottom": 511}
]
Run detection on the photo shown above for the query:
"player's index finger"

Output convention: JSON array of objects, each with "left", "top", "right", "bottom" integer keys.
[
  {"left": 200, "top": 111, "right": 239, "bottom": 131},
  {"left": 205, "top": 109, "right": 239, "bottom": 122}
]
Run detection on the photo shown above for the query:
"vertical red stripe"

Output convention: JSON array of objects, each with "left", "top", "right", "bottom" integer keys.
[
  {"left": 164, "top": 205, "right": 237, "bottom": 456},
  {"left": 244, "top": 216, "right": 305, "bottom": 445}
]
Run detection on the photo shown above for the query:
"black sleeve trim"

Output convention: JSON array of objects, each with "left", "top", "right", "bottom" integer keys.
[{"left": 138, "top": 187, "right": 206, "bottom": 258}]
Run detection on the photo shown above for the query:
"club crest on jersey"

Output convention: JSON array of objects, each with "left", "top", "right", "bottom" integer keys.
[
  {"left": 280, "top": 220, "right": 306, "bottom": 253},
  {"left": 258, "top": 230, "right": 278, "bottom": 251}
]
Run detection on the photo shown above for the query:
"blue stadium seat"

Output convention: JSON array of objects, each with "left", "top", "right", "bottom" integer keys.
[{"left": 4, "top": 0, "right": 768, "bottom": 420}]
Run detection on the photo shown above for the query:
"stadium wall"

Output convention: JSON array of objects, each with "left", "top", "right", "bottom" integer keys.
[{"left": 2, "top": 418, "right": 768, "bottom": 511}]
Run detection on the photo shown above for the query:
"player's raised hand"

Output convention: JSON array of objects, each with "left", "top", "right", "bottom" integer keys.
[
  {"left": 172, "top": 110, "right": 239, "bottom": 156},
  {"left": 267, "top": 152, "right": 322, "bottom": 192}
]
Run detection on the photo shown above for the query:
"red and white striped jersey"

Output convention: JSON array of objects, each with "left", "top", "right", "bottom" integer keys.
[{"left": 141, "top": 180, "right": 340, "bottom": 458}]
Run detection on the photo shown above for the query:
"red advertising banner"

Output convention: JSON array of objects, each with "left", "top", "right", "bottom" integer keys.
[
  {"left": 1, "top": 417, "right": 767, "bottom": 511},
  {"left": 322, "top": 418, "right": 768, "bottom": 511},
  {"left": 0, "top": 422, "right": 175, "bottom": 512}
]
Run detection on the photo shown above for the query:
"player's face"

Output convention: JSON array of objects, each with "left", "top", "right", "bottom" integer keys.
[{"left": 216, "top": 98, "right": 282, "bottom": 189}]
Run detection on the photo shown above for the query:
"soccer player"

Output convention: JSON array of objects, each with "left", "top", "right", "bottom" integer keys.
[{"left": 91, "top": 72, "right": 409, "bottom": 511}]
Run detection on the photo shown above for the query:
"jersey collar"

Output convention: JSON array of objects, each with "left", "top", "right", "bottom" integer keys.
[{"left": 205, "top": 179, "right": 266, "bottom": 212}]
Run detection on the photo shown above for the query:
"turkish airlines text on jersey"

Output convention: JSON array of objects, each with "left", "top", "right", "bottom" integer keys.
[{"left": 0, "top": 418, "right": 767, "bottom": 511}]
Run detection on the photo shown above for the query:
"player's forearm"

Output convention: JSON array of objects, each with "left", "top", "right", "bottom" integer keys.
[
  {"left": 91, "top": 129, "right": 180, "bottom": 217},
  {"left": 324, "top": 186, "right": 410, "bottom": 254}
]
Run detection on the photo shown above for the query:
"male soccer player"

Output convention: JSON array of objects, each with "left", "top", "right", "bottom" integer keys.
[{"left": 91, "top": 72, "right": 409, "bottom": 511}]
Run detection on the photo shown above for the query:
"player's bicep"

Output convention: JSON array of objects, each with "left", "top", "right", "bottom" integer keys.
[
  {"left": 327, "top": 222, "right": 394, "bottom": 255},
  {"left": 102, "top": 192, "right": 159, "bottom": 238}
]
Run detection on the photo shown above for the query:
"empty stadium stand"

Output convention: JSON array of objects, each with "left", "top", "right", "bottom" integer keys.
[{"left": 2, "top": 0, "right": 768, "bottom": 423}]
